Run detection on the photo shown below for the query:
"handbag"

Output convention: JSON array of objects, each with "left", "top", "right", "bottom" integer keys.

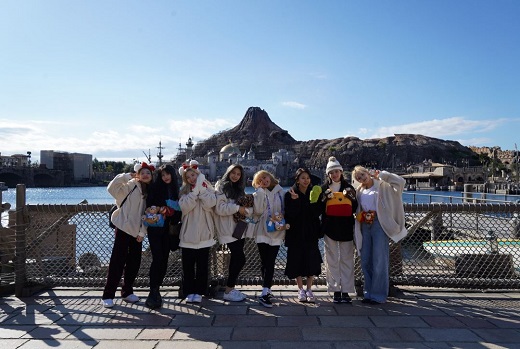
[{"left": 109, "top": 185, "right": 137, "bottom": 229}]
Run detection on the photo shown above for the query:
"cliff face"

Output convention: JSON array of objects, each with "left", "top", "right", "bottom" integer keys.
[
  {"left": 193, "top": 107, "right": 478, "bottom": 166},
  {"left": 297, "top": 134, "right": 475, "bottom": 169},
  {"left": 194, "top": 107, "right": 296, "bottom": 160}
]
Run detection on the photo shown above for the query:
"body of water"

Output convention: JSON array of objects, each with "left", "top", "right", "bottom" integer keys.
[{"left": 2, "top": 186, "right": 520, "bottom": 208}]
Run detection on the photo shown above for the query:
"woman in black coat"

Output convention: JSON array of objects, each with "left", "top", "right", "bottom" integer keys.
[
  {"left": 145, "top": 164, "right": 182, "bottom": 309},
  {"left": 283, "top": 168, "right": 323, "bottom": 303}
]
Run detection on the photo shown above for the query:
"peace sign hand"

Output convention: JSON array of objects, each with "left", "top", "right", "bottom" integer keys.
[{"left": 288, "top": 188, "right": 298, "bottom": 200}]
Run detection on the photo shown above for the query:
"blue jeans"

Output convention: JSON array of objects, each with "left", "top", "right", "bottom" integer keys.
[{"left": 360, "top": 218, "right": 389, "bottom": 303}]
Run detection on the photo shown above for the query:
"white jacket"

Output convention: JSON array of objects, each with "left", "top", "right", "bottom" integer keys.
[
  {"left": 253, "top": 184, "right": 286, "bottom": 246},
  {"left": 214, "top": 186, "right": 266, "bottom": 244},
  {"left": 107, "top": 173, "right": 148, "bottom": 238},
  {"left": 178, "top": 182, "right": 217, "bottom": 249},
  {"left": 354, "top": 171, "right": 408, "bottom": 252}
]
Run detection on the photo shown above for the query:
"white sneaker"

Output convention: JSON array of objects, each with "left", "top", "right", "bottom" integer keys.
[
  {"left": 306, "top": 289, "right": 316, "bottom": 303},
  {"left": 185, "top": 294, "right": 195, "bottom": 303},
  {"left": 223, "top": 289, "right": 246, "bottom": 302},
  {"left": 192, "top": 294, "right": 202, "bottom": 303},
  {"left": 123, "top": 294, "right": 139, "bottom": 303},
  {"left": 102, "top": 299, "right": 114, "bottom": 308},
  {"left": 298, "top": 289, "right": 307, "bottom": 302}
]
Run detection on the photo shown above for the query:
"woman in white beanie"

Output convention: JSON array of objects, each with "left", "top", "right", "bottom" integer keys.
[{"left": 320, "top": 157, "right": 358, "bottom": 304}]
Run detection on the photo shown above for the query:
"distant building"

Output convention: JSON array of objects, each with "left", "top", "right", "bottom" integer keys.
[
  {"left": 40, "top": 150, "right": 92, "bottom": 184},
  {"left": 0, "top": 153, "right": 30, "bottom": 167}
]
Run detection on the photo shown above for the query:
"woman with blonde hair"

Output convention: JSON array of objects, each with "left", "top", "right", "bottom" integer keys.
[
  {"left": 251, "top": 170, "right": 285, "bottom": 308},
  {"left": 352, "top": 165, "right": 408, "bottom": 304},
  {"left": 177, "top": 160, "right": 216, "bottom": 303}
]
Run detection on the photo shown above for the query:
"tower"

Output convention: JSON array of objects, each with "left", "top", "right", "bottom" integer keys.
[
  {"left": 186, "top": 137, "right": 194, "bottom": 160},
  {"left": 157, "top": 141, "right": 165, "bottom": 166}
]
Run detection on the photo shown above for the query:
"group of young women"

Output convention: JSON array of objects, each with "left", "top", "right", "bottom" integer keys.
[{"left": 101, "top": 157, "right": 407, "bottom": 309}]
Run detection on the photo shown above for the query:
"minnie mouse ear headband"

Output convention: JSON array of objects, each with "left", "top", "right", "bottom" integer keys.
[
  {"left": 178, "top": 159, "right": 200, "bottom": 177},
  {"left": 134, "top": 162, "right": 155, "bottom": 173}
]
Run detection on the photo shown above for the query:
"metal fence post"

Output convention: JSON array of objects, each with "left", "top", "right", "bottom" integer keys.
[{"left": 14, "top": 184, "right": 26, "bottom": 297}]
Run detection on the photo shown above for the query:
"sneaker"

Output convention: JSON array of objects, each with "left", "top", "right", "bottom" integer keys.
[
  {"left": 333, "top": 292, "right": 342, "bottom": 303},
  {"left": 306, "top": 289, "right": 316, "bottom": 303},
  {"left": 192, "top": 294, "right": 202, "bottom": 303},
  {"left": 185, "top": 294, "right": 195, "bottom": 303},
  {"left": 258, "top": 294, "right": 273, "bottom": 308},
  {"left": 298, "top": 289, "right": 307, "bottom": 302},
  {"left": 223, "top": 289, "right": 246, "bottom": 302},
  {"left": 102, "top": 299, "right": 114, "bottom": 308},
  {"left": 341, "top": 293, "right": 352, "bottom": 303},
  {"left": 123, "top": 294, "right": 139, "bottom": 303},
  {"left": 361, "top": 298, "right": 372, "bottom": 304}
]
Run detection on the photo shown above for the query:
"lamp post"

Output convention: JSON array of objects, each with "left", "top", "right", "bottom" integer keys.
[{"left": 485, "top": 230, "right": 498, "bottom": 254}]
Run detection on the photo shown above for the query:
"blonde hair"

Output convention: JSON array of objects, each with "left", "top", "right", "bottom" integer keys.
[
  {"left": 252, "top": 170, "right": 279, "bottom": 190},
  {"left": 179, "top": 168, "right": 199, "bottom": 196},
  {"left": 179, "top": 168, "right": 214, "bottom": 196}
]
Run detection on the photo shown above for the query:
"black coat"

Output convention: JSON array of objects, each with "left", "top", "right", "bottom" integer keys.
[{"left": 283, "top": 184, "right": 322, "bottom": 248}]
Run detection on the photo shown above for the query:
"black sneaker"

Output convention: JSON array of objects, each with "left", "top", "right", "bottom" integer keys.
[
  {"left": 259, "top": 294, "right": 273, "bottom": 308},
  {"left": 333, "top": 292, "right": 342, "bottom": 303},
  {"left": 341, "top": 293, "right": 352, "bottom": 303}
]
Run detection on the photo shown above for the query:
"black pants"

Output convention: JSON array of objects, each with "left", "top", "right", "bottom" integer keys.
[
  {"left": 181, "top": 247, "right": 210, "bottom": 296},
  {"left": 147, "top": 227, "right": 170, "bottom": 289},
  {"left": 102, "top": 229, "right": 142, "bottom": 300},
  {"left": 226, "top": 238, "right": 246, "bottom": 288},
  {"left": 257, "top": 243, "right": 280, "bottom": 289}
]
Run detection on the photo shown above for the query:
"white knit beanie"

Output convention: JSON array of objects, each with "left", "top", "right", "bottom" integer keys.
[{"left": 326, "top": 156, "right": 343, "bottom": 175}]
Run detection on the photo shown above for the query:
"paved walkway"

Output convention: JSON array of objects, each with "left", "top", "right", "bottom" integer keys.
[{"left": 1, "top": 286, "right": 520, "bottom": 348}]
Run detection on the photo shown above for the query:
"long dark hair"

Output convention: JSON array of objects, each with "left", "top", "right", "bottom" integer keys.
[
  {"left": 156, "top": 164, "right": 180, "bottom": 200},
  {"left": 147, "top": 164, "right": 180, "bottom": 207},
  {"left": 216, "top": 163, "right": 246, "bottom": 200}
]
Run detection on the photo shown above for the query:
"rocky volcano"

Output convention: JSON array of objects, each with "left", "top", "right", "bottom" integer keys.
[
  {"left": 193, "top": 107, "right": 479, "bottom": 167},
  {"left": 193, "top": 107, "right": 296, "bottom": 160}
]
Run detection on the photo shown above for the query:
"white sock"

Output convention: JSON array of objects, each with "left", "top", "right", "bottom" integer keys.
[{"left": 261, "top": 287, "right": 269, "bottom": 296}]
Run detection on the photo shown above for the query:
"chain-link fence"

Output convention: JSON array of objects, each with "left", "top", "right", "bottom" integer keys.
[{"left": 2, "top": 195, "right": 520, "bottom": 296}]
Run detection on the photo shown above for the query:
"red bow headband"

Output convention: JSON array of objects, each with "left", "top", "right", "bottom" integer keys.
[
  {"left": 179, "top": 160, "right": 200, "bottom": 177},
  {"left": 134, "top": 162, "right": 155, "bottom": 173},
  {"left": 182, "top": 163, "right": 198, "bottom": 170}
]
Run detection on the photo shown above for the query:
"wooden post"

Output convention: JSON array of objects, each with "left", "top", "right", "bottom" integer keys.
[{"left": 14, "top": 184, "right": 26, "bottom": 297}]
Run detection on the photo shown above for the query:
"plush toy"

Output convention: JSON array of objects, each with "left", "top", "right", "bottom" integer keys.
[
  {"left": 232, "top": 194, "right": 255, "bottom": 239},
  {"left": 233, "top": 194, "right": 254, "bottom": 223},
  {"left": 271, "top": 211, "right": 290, "bottom": 231},
  {"left": 142, "top": 206, "right": 165, "bottom": 227},
  {"left": 266, "top": 211, "right": 289, "bottom": 232}
]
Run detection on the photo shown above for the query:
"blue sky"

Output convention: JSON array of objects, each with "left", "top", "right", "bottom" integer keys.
[{"left": 1, "top": 0, "right": 519, "bottom": 164}]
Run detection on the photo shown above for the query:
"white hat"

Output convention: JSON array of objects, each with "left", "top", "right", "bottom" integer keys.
[
  {"left": 326, "top": 156, "right": 343, "bottom": 175},
  {"left": 178, "top": 159, "right": 200, "bottom": 177}
]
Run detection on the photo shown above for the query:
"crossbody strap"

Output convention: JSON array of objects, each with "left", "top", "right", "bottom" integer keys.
[{"left": 120, "top": 185, "right": 137, "bottom": 208}]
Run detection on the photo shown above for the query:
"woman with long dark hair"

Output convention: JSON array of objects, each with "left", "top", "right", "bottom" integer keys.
[
  {"left": 214, "top": 164, "right": 265, "bottom": 302},
  {"left": 284, "top": 168, "right": 323, "bottom": 303},
  {"left": 145, "top": 164, "right": 181, "bottom": 309},
  {"left": 102, "top": 162, "right": 154, "bottom": 308}
]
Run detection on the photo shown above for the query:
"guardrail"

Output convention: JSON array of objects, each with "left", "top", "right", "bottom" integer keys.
[{"left": 2, "top": 185, "right": 520, "bottom": 296}]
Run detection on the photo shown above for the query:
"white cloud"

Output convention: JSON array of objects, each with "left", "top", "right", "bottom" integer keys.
[
  {"left": 359, "top": 117, "right": 506, "bottom": 140},
  {"left": 0, "top": 117, "right": 237, "bottom": 163},
  {"left": 282, "top": 101, "right": 307, "bottom": 110}
]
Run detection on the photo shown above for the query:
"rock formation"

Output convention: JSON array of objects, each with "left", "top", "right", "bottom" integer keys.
[{"left": 193, "top": 107, "right": 479, "bottom": 169}]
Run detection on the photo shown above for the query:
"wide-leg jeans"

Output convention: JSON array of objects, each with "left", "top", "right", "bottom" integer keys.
[{"left": 360, "top": 218, "right": 389, "bottom": 303}]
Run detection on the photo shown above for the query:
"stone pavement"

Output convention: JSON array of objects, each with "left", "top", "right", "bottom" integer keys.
[{"left": 1, "top": 285, "right": 520, "bottom": 349}]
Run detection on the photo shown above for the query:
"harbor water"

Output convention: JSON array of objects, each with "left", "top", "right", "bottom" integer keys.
[{"left": 2, "top": 186, "right": 520, "bottom": 209}]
